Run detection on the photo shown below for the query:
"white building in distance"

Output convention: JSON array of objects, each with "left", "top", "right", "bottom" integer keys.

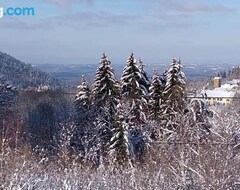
[{"left": 200, "top": 77, "right": 239, "bottom": 106}]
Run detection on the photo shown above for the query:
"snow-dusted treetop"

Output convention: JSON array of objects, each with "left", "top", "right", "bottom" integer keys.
[
  {"left": 120, "top": 53, "right": 148, "bottom": 97},
  {"left": 75, "top": 75, "right": 91, "bottom": 106},
  {"left": 148, "top": 69, "right": 164, "bottom": 119},
  {"left": 92, "top": 53, "right": 119, "bottom": 107},
  {"left": 163, "top": 58, "right": 186, "bottom": 112}
]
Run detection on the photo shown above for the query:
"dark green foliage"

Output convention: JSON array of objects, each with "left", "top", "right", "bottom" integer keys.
[
  {"left": 120, "top": 53, "right": 149, "bottom": 125},
  {"left": 22, "top": 90, "right": 73, "bottom": 154},
  {"left": 91, "top": 53, "right": 120, "bottom": 160},
  {"left": 108, "top": 104, "right": 141, "bottom": 166},
  {"left": 75, "top": 76, "right": 91, "bottom": 109},
  {"left": 115, "top": 53, "right": 150, "bottom": 163},
  {"left": 72, "top": 76, "right": 93, "bottom": 155},
  {"left": 162, "top": 58, "right": 186, "bottom": 113},
  {"left": 148, "top": 70, "right": 164, "bottom": 119},
  {"left": 108, "top": 119, "right": 131, "bottom": 166},
  {"left": 92, "top": 53, "right": 120, "bottom": 113},
  {"left": 138, "top": 59, "right": 151, "bottom": 93},
  {"left": 121, "top": 53, "right": 148, "bottom": 98},
  {"left": 74, "top": 76, "right": 92, "bottom": 127},
  {"left": 28, "top": 102, "right": 56, "bottom": 151}
]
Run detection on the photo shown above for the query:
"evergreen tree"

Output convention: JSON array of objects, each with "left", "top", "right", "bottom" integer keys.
[
  {"left": 108, "top": 117, "right": 133, "bottom": 166},
  {"left": 118, "top": 53, "right": 147, "bottom": 162},
  {"left": 28, "top": 102, "right": 55, "bottom": 152},
  {"left": 138, "top": 58, "right": 151, "bottom": 93},
  {"left": 148, "top": 69, "right": 164, "bottom": 119},
  {"left": 121, "top": 53, "right": 148, "bottom": 98},
  {"left": 92, "top": 53, "right": 119, "bottom": 115},
  {"left": 72, "top": 76, "right": 92, "bottom": 156},
  {"left": 162, "top": 58, "right": 186, "bottom": 113},
  {"left": 120, "top": 53, "right": 148, "bottom": 125},
  {"left": 159, "top": 58, "right": 186, "bottom": 132},
  {"left": 161, "top": 67, "right": 168, "bottom": 88},
  {"left": 91, "top": 53, "right": 120, "bottom": 162},
  {"left": 75, "top": 75, "right": 91, "bottom": 112},
  {"left": 108, "top": 102, "right": 139, "bottom": 166}
]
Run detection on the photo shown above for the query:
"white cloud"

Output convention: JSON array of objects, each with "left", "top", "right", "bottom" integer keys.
[
  {"left": 43, "top": 11, "right": 139, "bottom": 29},
  {"left": 137, "top": 0, "right": 236, "bottom": 31},
  {"left": 144, "top": 0, "right": 235, "bottom": 14},
  {"left": 43, "top": 0, "right": 94, "bottom": 9},
  {"left": 0, "top": 10, "right": 139, "bottom": 31},
  {"left": 169, "top": 1, "right": 235, "bottom": 13}
]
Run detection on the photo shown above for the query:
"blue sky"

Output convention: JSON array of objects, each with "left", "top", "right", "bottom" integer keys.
[{"left": 0, "top": 0, "right": 240, "bottom": 65}]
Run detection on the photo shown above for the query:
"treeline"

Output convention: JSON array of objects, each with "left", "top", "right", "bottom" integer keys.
[
  {"left": 0, "top": 53, "right": 213, "bottom": 166},
  {"left": 71, "top": 53, "right": 188, "bottom": 164},
  {"left": 227, "top": 66, "right": 240, "bottom": 80},
  {"left": 216, "top": 66, "right": 240, "bottom": 80}
]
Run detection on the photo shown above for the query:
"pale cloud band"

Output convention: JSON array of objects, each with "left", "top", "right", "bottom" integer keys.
[{"left": 43, "top": 0, "right": 95, "bottom": 9}]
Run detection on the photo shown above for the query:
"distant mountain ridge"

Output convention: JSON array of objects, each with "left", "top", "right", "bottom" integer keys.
[{"left": 0, "top": 51, "right": 64, "bottom": 89}]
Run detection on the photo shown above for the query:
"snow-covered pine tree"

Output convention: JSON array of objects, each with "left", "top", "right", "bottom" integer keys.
[
  {"left": 120, "top": 53, "right": 148, "bottom": 125},
  {"left": 188, "top": 99, "right": 212, "bottom": 140},
  {"left": 92, "top": 53, "right": 119, "bottom": 115},
  {"left": 162, "top": 58, "right": 186, "bottom": 113},
  {"left": 108, "top": 102, "right": 136, "bottom": 166},
  {"left": 148, "top": 69, "right": 164, "bottom": 119},
  {"left": 91, "top": 53, "right": 120, "bottom": 163},
  {"left": 75, "top": 75, "right": 91, "bottom": 111},
  {"left": 117, "top": 53, "right": 147, "bottom": 162},
  {"left": 72, "top": 76, "right": 92, "bottom": 155},
  {"left": 138, "top": 58, "right": 151, "bottom": 93},
  {"left": 160, "top": 58, "right": 186, "bottom": 132},
  {"left": 161, "top": 67, "right": 168, "bottom": 88},
  {"left": 108, "top": 120, "right": 129, "bottom": 165}
]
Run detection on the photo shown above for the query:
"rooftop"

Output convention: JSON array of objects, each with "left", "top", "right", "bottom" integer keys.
[{"left": 203, "top": 89, "right": 236, "bottom": 98}]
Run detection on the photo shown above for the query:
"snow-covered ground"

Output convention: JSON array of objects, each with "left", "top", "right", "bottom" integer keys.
[{"left": 1, "top": 108, "right": 239, "bottom": 190}]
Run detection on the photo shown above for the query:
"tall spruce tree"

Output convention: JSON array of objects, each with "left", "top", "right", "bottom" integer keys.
[
  {"left": 148, "top": 69, "right": 164, "bottom": 119},
  {"left": 121, "top": 53, "right": 148, "bottom": 97},
  {"left": 138, "top": 58, "right": 151, "bottom": 93},
  {"left": 120, "top": 53, "right": 148, "bottom": 124},
  {"left": 75, "top": 75, "right": 91, "bottom": 111},
  {"left": 108, "top": 110, "right": 134, "bottom": 166},
  {"left": 72, "top": 76, "right": 92, "bottom": 155},
  {"left": 108, "top": 100, "right": 142, "bottom": 166},
  {"left": 163, "top": 58, "right": 186, "bottom": 113},
  {"left": 92, "top": 53, "right": 119, "bottom": 115},
  {"left": 160, "top": 58, "right": 186, "bottom": 132},
  {"left": 112, "top": 53, "right": 147, "bottom": 162},
  {"left": 91, "top": 53, "right": 120, "bottom": 162}
]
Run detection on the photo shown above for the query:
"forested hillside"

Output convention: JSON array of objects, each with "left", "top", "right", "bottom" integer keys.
[{"left": 0, "top": 51, "right": 63, "bottom": 89}]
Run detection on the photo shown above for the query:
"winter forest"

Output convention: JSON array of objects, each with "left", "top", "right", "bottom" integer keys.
[{"left": 1, "top": 53, "right": 240, "bottom": 189}]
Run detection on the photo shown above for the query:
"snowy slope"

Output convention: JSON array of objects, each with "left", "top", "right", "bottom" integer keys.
[{"left": 0, "top": 51, "right": 64, "bottom": 89}]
